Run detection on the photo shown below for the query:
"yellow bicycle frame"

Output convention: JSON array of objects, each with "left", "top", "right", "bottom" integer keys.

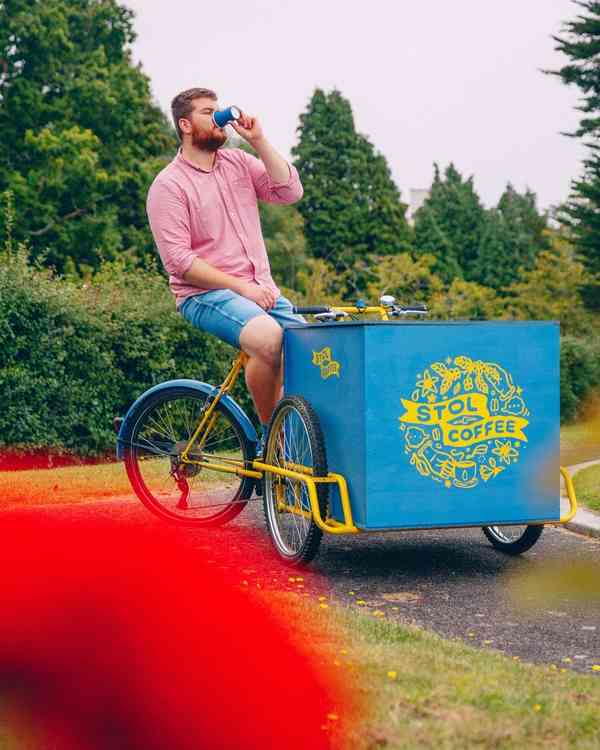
[{"left": 175, "top": 303, "right": 577, "bottom": 534}]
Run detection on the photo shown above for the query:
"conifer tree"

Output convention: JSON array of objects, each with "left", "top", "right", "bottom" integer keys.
[
  {"left": 413, "top": 164, "right": 486, "bottom": 283},
  {"left": 550, "top": 1, "right": 600, "bottom": 303},
  {"left": 472, "top": 184, "right": 549, "bottom": 290},
  {"left": 291, "top": 88, "right": 411, "bottom": 273}
]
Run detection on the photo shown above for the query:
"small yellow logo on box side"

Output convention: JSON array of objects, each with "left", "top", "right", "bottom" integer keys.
[{"left": 311, "top": 347, "right": 341, "bottom": 380}]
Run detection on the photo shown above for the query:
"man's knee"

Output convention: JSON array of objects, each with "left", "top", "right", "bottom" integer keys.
[{"left": 239, "top": 315, "right": 283, "bottom": 368}]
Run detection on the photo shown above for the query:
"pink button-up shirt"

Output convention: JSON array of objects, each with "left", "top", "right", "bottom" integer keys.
[{"left": 146, "top": 147, "right": 303, "bottom": 308}]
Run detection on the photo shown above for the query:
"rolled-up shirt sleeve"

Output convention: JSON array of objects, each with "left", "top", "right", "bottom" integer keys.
[
  {"left": 243, "top": 152, "right": 304, "bottom": 205},
  {"left": 146, "top": 180, "right": 196, "bottom": 278}
]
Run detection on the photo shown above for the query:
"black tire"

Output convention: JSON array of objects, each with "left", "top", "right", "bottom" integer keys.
[
  {"left": 262, "top": 395, "right": 328, "bottom": 566},
  {"left": 482, "top": 524, "right": 544, "bottom": 555},
  {"left": 124, "top": 386, "right": 255, "bottom": 526}
]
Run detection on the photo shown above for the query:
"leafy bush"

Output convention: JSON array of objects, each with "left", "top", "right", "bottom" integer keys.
[
  {"left": 560, "top": 335, "right": 600, "bottom": 423},
  {"left": 0, "top": 249, "right": 249, "bottom": 456}
]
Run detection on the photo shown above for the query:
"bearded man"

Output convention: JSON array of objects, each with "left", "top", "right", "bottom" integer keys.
[{"left": 146, "top": 88, "right": 305, "bottom": 450}]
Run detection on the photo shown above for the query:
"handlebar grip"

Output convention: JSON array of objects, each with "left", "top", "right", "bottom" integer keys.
[{"left": 293, "top": 306, "right": 331, "bottom": 314}]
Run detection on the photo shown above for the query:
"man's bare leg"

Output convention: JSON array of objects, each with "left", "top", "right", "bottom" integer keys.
[{"left": 238, "top": 315, "right": 284, "bottom": 425}]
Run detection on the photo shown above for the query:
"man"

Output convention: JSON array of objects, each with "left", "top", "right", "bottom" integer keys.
[{"left": 146, "top": 87, "right": 305, "bottom": 447}]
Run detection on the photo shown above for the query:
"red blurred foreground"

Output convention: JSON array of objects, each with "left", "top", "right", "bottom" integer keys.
[{"left": 0, "top": 515, "right": 349, "bottom": 749}]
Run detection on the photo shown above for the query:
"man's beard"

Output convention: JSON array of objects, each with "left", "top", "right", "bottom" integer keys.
[{"left": 191, "top": 125, "right": 227, "bottom": 152}]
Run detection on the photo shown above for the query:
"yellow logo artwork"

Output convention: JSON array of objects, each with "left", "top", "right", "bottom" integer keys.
[
  {"left": 399, "top": 355, "right": 530, "bottom": 489},
  {"left": 312, "top": 347, "right": 341, "bottom": 380}
]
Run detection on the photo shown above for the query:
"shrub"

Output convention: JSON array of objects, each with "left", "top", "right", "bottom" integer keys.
[
  {"left": 0, "top": 250, "right": 250, "bottom": 456},
  {"left": 560, "top": 335, "right": 600, "bottom": 423}
]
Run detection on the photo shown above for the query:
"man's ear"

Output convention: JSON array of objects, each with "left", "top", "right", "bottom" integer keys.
[{"left": 179, "top": 117, "right": 191, "bottom": 135}]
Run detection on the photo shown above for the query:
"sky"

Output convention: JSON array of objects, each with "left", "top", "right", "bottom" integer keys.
[{"left": 124, "top": 0, "right": 585, "bottom": 213}]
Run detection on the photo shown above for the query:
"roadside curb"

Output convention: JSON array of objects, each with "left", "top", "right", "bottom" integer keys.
[{"left": 560, "top": 460, "right": 600, "bottom": 540}]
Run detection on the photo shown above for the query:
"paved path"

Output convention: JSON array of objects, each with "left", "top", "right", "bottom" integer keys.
[
  {"left": 6, "top": 489, "right": 600, "bottom": 676},
  {"left": 561, "top": 459, "right": 600, "bottom": 539}
]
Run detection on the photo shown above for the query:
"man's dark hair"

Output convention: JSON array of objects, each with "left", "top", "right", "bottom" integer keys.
[{"left": 171, "top": 87, "right": 217, "bottom": 142}]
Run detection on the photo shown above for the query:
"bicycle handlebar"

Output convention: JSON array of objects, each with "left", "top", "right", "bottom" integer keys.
[{"left": 293, "top": 306, "right": 331, "bottom": 314}]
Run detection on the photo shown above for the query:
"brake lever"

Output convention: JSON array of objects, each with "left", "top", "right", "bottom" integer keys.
[
  {"left": 390, "top": 305, "right": 429, "bottom": 317},
  {"left": 315, "top": 311, "right": 350, "bottom": 322}
]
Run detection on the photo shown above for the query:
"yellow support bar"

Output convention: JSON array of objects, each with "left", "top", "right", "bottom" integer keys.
[
  {"left": 558, "top": 465, "right": 578, "bottom": 524},
  {"left": 181, "top": 353, "right": 247, "bottom": 462},
  {"left": 193, "top": 459, "right": 262, "bottom": 480},
  {"left": 253, "top": 460, "right": 360, "bottom": 535}
]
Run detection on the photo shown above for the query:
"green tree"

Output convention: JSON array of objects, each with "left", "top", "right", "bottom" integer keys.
[
  {"left": 413, "top": 163, "right": 486, "bottom": 283},
  {"left": 503, "top": 232, "right": 594, "bottom": 335},
  {"left": 549, "top": 1, "right": 600, "bottom": 302},
  {"left": 291, "top": 88, "right": 411, "bottom": 273},
  {"left": 429, "top": 278, "right": 501, "bottom": 321},
  {"left": 472, "top": 185, "right": 549, "bottom": 290},
  {"left": 365, "top": 252, "right": 444, "bottom": 305},
  {"left": 0, "top": 0, "right": 175, "bottom": 273},
  {"left": 258, "top": 202, "right": 307, "bottom": 290},
  {"left": 497, "top": 184, "right": 548, "bottom": 248}
]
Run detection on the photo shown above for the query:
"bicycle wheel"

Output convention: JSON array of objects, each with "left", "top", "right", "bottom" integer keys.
[
  {"left": 124, "top": 386, "right": 255, "bottom": 526},
  {"left": 482, "top": 524, "right": 543, "bottom": 555},
  {"left": 263, "top": 395, "right": 328, "bottom": 565}
]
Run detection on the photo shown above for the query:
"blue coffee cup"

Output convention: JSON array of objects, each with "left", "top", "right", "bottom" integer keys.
[{"left": 212, "top": 106, "right": 241, "bottom": 128}]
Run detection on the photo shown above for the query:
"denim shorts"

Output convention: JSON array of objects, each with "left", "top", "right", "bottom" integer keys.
[{"left": 179, "top": 289, "right": 306, "bottom": 349}]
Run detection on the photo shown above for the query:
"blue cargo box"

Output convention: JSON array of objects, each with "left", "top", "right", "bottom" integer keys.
[{"left": 283, "top": 321, "right": 560, "bottom": 531}]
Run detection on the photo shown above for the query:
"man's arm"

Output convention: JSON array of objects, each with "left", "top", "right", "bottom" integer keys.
[
  {"left": 182, "top": 258, "right": 276, "bottom": 310},
  {"left": 231, "top": 113, "right": 303, "bottom": 202},
  {"left": 249, "top": 138, "right": 290, "bottom": 184}
]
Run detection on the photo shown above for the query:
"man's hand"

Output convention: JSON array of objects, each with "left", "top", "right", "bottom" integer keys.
[
  {"left": 230, "top": 112, "right": 264, "bottom": 147},
  {"left": 236, "top": 281, "right": 277, "bottom": 311}
]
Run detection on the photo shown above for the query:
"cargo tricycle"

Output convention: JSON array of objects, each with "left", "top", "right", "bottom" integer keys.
[{"left": 116, "top": 297, "right": 578, "bottom": 566}]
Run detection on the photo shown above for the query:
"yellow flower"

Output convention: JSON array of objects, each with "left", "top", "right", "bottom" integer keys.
[
  {"left": 562, "top": 657, "right": 572, "bottom": 663},
  {"left": 318, "top": 596, "right": 326, "bottom": 601},
  {"left": 356, "top": 600, "right": 366, "bottom": 606},
  {"left": 492, "top": 439, "right": 518, "bottom": 465},
  {"left": 483, "top": 640, "right": 493, "bottom": 645},
  {"left": 387, "top": 671, "right": 398, "bottom": 680},
  {"left": 319, "top": 603, "right": 328, "bottom": 609},
  {"left": 372, "top": 610, "right": 385, "bottom": 618},
  {"left": 592, "top": 665, "right": 600, "bottom": 672},
  {"left": 533, "top": 704, "right": 541, "bottom": 712},
  {"left": 416, "top": 369, "right": 439, "bottom": 397}
]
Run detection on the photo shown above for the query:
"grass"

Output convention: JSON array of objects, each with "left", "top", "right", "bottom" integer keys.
[
  {"left": 560, "top": 411, "right": 600, "bottom": 466},
  {"left": 0, "top": 461, "right": 131, "bottom": 507},
  {"left": 0, "top": 455, "right": 238, "bottom": 509},
  {"left": 573, "top": 464, "right": 600, "bottom": 513},
  {"left": 275, "top": 595, "right": 600, "bottom": 750},
  {"left": 2, "top": 592, "right": 599, "bottom": 750}
]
